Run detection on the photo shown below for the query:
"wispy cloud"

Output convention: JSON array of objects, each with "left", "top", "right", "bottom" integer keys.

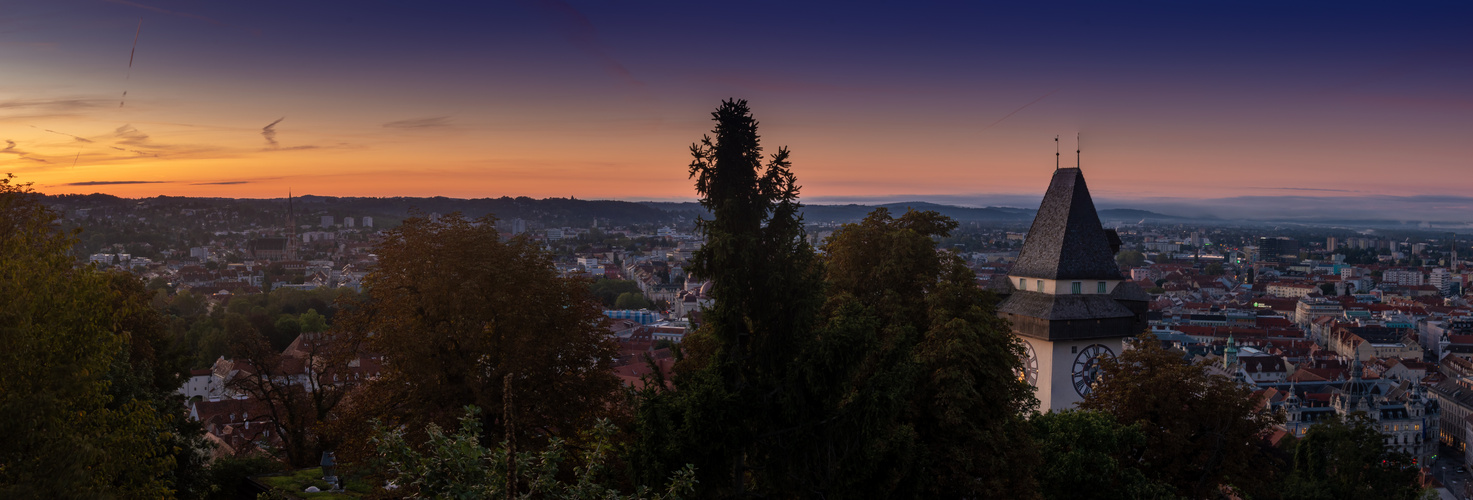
[
  {"left": 65, "top": 180, "right": 167, "bottom": 186},
  {"left": 2, "top": 139, "right": 49, "bottom": 163},
  {"left": 262, "top": 117, "right": 284, "bottom": 148},
  {"left": 1248, "top": 186, "right": 1362, "bottom": 193},
  {"left": 383, "top": 116, "right": 452, "bottom": 129},
  {"left": 190, "top": 181, "right": 249, "bottom": 185},
  {"left": 0, "top": 97, "right": 106, "bottom": 113},
  {"left": 33, "top": 126, "right": 94, "bottom": 143}
]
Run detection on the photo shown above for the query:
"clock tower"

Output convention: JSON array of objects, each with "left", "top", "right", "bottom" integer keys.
[{"left": 996, "top": 167, "right": 1149, "bottom": 412}]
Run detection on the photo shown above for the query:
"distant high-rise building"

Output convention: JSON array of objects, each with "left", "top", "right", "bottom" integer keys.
[
  {"left": 1327, "top": 237, "right": 1339, "bottom": 250},
  {"left": 1431, "top": 268, "right": 1454, "bottom": 295},
  {"left": 362, "top": 216, "right": 374, "bottom": 228},
  {"left": 1257, "top": 237, "right": 1300, "bottom": 263},
  {"left": 321, "top": 215, "right": 334, "bottom": 228},
  {"left": 344, "top": 217, "right": 355, "bottom": 228},
  {"left": 511, "top": 218, "right": 527, "bottom": 235}
]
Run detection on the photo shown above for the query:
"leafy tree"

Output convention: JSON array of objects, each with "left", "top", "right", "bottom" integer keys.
[
  {"left": 1116, "top": 250, "right": 1147, "bottom": 268},
  {"left": 1281, "top": 415, "right": 1425, "bottom": 500},
  {"left": 332, "top": 212, "right": 619, "bottom": 463},
  {"left": 0, "top": 174, "right": 176, "bottom": 497},
  {"left": 373, "top": 406, "right": 696, "bottom": 499},
  {"left": 632, "top": 104, "right": 1037, "bottom": 498},
  {"left": 1030, "top": 411, "right": 1176, "bottom": 500},
  {"left": 1204, "top": 263, "right": 1224, "bottom": 275},
  {"left": 781, "top": 208, "right": 1038, "bottom": 497},
  {"left": 1080, "top": 333, "right": 1284, "bottom": 498},
  {"left": 615, "top": 291, "right": 653, "bottom": 310},
  {"left": 591, "top": 279, "right": 642, "bottom": 307},
  {"left": 225, "top": 310, "right": 362, "bottom": 467},
  {"left": 1319, "top": 283, "right": 1337, "bottom": 296},
  {"left": 298, "top": 308, "right": 327, "bottom": 333}
]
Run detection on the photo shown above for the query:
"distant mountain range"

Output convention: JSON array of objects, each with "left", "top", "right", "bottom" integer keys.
[{"left": 641, "top": 201, "right": 1183, "bottom": 225}]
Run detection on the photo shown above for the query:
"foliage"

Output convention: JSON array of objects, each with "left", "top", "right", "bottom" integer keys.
[
  {"left": 1080, "top": 333, "right": 1284, "bottom": 498},
  {"left": 630, "top": 99, "right": 824, "bottom": 496},
  {"left": 591, "top": 279, "right": 642, "bottom": 307},
  {"left": 225, "top": 310, "right": 363, "bottom": 467},
  {"left": 1030, "top": 411, "right": 1176, "bottom": 500},
  {"left": 0, "top": 174, "right": 177, "bottom": 497},
  {"left": 788, "top": 208, "right": 1039, "bottom": 497},
  {"left": 615, "top": 291, "right": 653, "bottom": 310},
  {"left": 331, "top": 212, "right": 619, "bottom": 464},
  {"left": 206, "top": 455, "right": 285, "bottom": 500},
  {"left": 256, "top": 467, "right": 372, "bottom": 498},
  {"left": 1116, "top": 249, "right": 1147, "bottom": 268},
  {"left": 1204, "top": 263, "right": 1224, "bottom": 275},
  {"left": 373, "top": 406, "right": 696, "bottom": 499},
  {"left": 630, "top": 102, "right": 1038, "bottom": 498},
  {"left": 1281, "top": 415, "right": 1424, "bottom": 500}
]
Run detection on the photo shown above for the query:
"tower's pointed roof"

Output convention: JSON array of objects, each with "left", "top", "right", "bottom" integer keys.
[{"left": 1011, "top": 168, "right": 1123, "bottom": 280}]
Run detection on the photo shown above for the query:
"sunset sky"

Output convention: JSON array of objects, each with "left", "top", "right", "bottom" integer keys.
[{"left": 2, "top": 1, "right": 1470, "bottom": 204}]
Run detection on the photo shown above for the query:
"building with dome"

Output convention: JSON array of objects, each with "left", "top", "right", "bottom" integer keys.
[{"left": 1277, "top": 357, "right": 1439, "bottom": 465}]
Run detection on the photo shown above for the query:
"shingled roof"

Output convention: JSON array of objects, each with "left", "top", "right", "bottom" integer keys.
[{"left": 1010, "top": 168, "right": 1123, "bottom": 280}]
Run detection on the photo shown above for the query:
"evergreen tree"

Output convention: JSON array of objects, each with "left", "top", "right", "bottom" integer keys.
[{"left": 631, "top": 99, "right": 824, "bottom": 496}]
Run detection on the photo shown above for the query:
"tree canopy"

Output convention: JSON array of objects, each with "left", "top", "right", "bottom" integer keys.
[
  {"left": 1080, "top": 333, "right": 1284, "bottom": 498},
  {"left": 0, "top": 174, "right": 181, "bottom": 498},
  {"left": 332, "top": 212, "right": 620, "bottom": 462}
]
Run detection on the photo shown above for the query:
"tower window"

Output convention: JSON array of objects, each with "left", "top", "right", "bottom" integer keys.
[
  {"left": 1071, "top": 282, "right": 1082, "bottom": 294},
  {"left": 1037, "top": 280, "right": 1044, "bottom": 292},
  {"left": 1097, "top": 281, "right": 1107, "bottom": 294},
  {"left": 1020, "top": 278, "right": 1027, "bottom": 289}
]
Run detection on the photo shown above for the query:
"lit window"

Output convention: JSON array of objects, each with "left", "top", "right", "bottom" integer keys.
[{"left": 1071, "top": 282, "right": 1082, "bottom": 294}]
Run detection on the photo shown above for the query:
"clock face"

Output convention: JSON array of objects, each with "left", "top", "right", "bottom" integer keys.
[
  {"left": 1017, "top": 341, "right": 1039, "bottom": 386},
  {"left": 1071, "top": 344, "right": 1115, "bottom": 397}
]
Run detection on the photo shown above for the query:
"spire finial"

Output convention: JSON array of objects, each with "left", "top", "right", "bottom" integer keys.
[
  {"left": 1075, "top": 133, "right": 1081, "bottom": 169},
  {"left": 1055, "top": 135, "right": 1060, "bottom": 169}
]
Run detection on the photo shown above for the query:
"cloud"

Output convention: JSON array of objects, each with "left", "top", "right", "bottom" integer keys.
[
  {"left": 383, "top": 116, "right": 452, "bottom": 129},
  {"left": 0, "top": 98, "right": 106, "bottom": 113},
  {"left": 1247, "top": 186, "right": 1362, "bottom": 193},
  {"left": 33, "top": 126, "right": 94, "bottom": 143},
  {"left": 64, "top": 180, "right": 167, "bottom": 186},
  {"left": 2, "top": 139, "right": 49, "bottom": 163},
  {"left": 190, "top": 181, "right": 249, "bottom": 185},
  {"left": 114, "top": 124, "right": 150, "bottom": 146},
  {"left": 262, "top": 117, "right": 284, "bottom": 148}
]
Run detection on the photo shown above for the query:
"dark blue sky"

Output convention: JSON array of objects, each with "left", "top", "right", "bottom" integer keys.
[{"left": 2, "top": 1, "right": 1470, "bottom": 201}]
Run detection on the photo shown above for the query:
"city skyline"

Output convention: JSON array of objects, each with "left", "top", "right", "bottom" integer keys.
[{"left": 2, "top": 1, "right": 1469, "bottom": 201}]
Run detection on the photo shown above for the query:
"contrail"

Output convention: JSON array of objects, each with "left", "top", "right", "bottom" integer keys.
[
  {"left": 262, "top": 117, "right": 284, "bottom": 148},
  {"left": 121, "top": 18, "right": 142, "bottom": 107},
  {"left": 981, "top": 88, "right": 1060, "bottom": 131}
]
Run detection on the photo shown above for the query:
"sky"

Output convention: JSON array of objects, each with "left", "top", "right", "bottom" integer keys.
[{"left": 2, "top": 1, "right": 1471, "bottom": 205}]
